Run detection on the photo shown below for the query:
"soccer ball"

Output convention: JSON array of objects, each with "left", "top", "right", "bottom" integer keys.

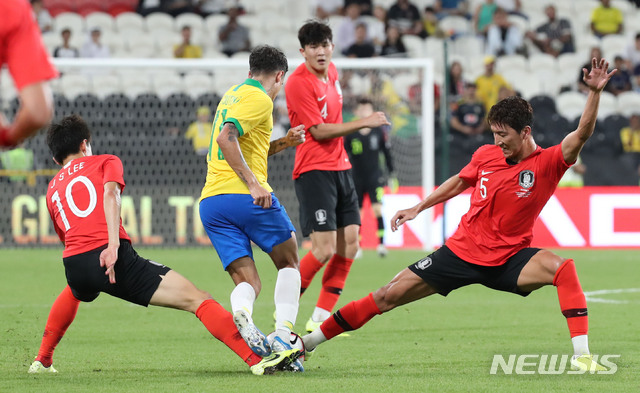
[{"left": 267, "top": 331, "right": 306, "bottom": 361}]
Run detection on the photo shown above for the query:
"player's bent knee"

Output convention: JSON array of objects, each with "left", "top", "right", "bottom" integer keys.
[{"left": 372, "top": 284, "right": 400, "bottom": 313}]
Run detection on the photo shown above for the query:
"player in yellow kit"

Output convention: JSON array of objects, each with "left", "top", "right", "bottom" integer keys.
[{"left": 199, "top": 45, "right": 306, "bottom": 374}]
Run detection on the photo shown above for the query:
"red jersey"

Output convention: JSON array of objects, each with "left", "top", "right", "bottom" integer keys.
[
  {"left": 446, "top": 144, "right": 571, "bottom": 266},
  {"left": 0, "top": 0, "right": 58, "bottom": 90},
  {"left": 46, "top": 155, "right": 130, "bottom": 258},
  {"left": 285, "top": 62, "right": 351, "bottom": 179}
]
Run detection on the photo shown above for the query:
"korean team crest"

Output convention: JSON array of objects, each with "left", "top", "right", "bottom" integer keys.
[
  {"left": 518, "top": 170, "right": 535, "bottom": 189},
  {"left": 315, "top": 209, "right": 327, "bottom": 225}
]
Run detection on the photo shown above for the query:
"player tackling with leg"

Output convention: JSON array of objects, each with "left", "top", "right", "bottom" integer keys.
[
  {"left": 29, "top": 115, "right": 294, "bottom": 376},
  {"left": 199, "top": 45, "right": 306, "bottom": 371},
  {"left": 303, "top": 58, "right": 616, "bottom": 372}
]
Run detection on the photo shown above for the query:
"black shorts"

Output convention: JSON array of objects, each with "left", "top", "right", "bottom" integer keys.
[
  {"left": 353, "top": 172, "right": 384, "bottom": 208},
  {"left": 63, "top": 240, "right": 171, "bottom": 306},
  {"left": 294, "top": 169, "right": 361, "bottom": 237},
  {"left": 408, "top": 245, "right": 541, "bottom": 297}
]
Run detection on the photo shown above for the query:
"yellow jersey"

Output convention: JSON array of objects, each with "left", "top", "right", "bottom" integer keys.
[
  {"left": 185, "top": 121, "right": 212, "bottom": 154},
  {"left": 200, "top": 78, "right": 274, "bottom": 199}
]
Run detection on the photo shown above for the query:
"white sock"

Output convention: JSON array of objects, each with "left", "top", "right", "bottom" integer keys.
[
  {"left": 302, "top": 328, "right": 327, "bottom": 351},
  {"left": 572, "top": 335, "right": 590, "bottom": 356},
  {"left": 230, "top": 282, "right": 256, "bottom": 316},
  {"left": 311, "top": 307, "right": 331, "bottom": 323},
  {"left": 274, "top": 267, "right": 301, "bottom": 342}
]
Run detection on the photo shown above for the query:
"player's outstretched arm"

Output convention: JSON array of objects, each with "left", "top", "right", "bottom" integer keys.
[
  {"left": 309, "top": 111, "right": 390, "bottom": 140},
  {"left": 268, "top": 124, "right": 305, "bottom": 156},
  {"left": 391, "top": 174, "right": 470, "bottom": 231},
  {"left": 561, "top": 58, "right": 616, "bottom": 164},
  {"left": 0, "top": 82, "right": 54, "bottom": 148},
  {"left": 217, "top": 122, "right": 272, "bottom": 208},
  {"left": 100, "top": 181, "right": 122, "bottom": 284}
]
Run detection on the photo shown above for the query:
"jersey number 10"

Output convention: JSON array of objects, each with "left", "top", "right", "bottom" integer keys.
[{"left": 50, "top": 176, "right": 98, "bottom": 231}]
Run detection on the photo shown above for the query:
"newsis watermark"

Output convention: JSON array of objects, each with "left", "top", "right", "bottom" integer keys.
[{"left": 489, "top": 354, "right": 620, "bottom": 375}]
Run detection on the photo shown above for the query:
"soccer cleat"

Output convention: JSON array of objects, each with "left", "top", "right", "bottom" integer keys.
[
  {"left": 377, "top": 244, "right": 388, "bottom": 257},
  {"left": 570, "top": 354, "right": 607, "bottom": 372},
  {"left": 233, "top": 310, "right": 272, "bottom": 357},
  {"left": 250, "top": 347, "right": 302, "bottom": 375},
  {"left": 305, "top": 317, "right": 349, "bottom": 336},
  {"left": 271, "top": 336, "right": 304, "bottom": 373},
  {"left": 28, "top": 361, "right": 58, "bottom": 374}
]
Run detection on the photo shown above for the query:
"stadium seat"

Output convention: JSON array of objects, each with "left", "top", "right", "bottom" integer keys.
[
  {"left": 41, "top": 33, "right": 61, "bottom": 55},
  {"left": 601, "top": 34, "right": 628, "bottom": 60},
  {"left": 348, "top": 73, "right": 373, "bottom": 96},
  {"left": 527, "top": 53, "right": 557, "bottom": 72},
  {"left": 392, "top": 73, "right": 419, "bottom": 101},
  {"left": 44, "top": 0, "right": 75, "bottom": 17},
  {"left": 616, "top": 91, "right": 640, "bottom": 117},
  {"left": 59, "top": 74, "right": 91, "bottom": 100},
  {"left": 151, "top": 71, "right": 184, "bottom": 99},
  {"left": 151, "top": 29, "right": 182, "bottom": 51},
  {"left": 126, "top": 33, "right": 157, "bottom": 58},
  {"left": 164, "top": 93, "right": 196, "bottom": 128},
  {"left": 424, "top": 37, "right": 444, "bottom": 64},
  {"left": 184, "top": 73, "right": 215, "bottom": 99},
  {"left": 146, "top": 12, "right": 175, "bottom": 32},
  {"left": 495, "top": 55, "right": 527, "bottom": 75},
  {"left": 85, "top": 12, "right": 115, "bottom": 33},
  {"left": 75, "top": 0, "right": 106, "bottom": 16},
  {"left": 91, "top": 74, "right": 123, "bottom": 99},
  {"left": 120, "top": 73, "right": 153, "bottom": 100},
  {"left": 507, "top": 15, "right": 529, "bottom": 36},
  {"left": 513, "top": 73, "right": 544, "bottom": 99},
  {"left": 54, "top": 12, "right": 85, "bottom": 35},
  {"left": 555, "top": 91, "right": 587, "bottom": 121},
  {"left": 439, "top": 16, "right": 472, "bottom": 36},
  {"left": 175, "top": 12, "right": 205, "bottom": 31},
  {"left": 72, "top": 94, "right": 102, "bottom": 122},
  {"left": 115, "top": 12, "right": 145, "bottom": 32},
  {"left": 205, "top": 14, "right": 228, "bottom": 35},
  {"left": 557, "top": 52, "right": 584, "bottom": 74},
  {"left": 450, "top": 35, "right": 485, "bottom": 58},
  {"left": 403, "top": 35, "right": 424, "bottom": 58},
  {"left": 107, "top": 0, "right": 138, "bottom": 17},
  {"left": 529, "top": 94, "right": 557, "bottom": 116},
  {"left": 195, "top": 92, "right": 221, "bottom": 110},
  {"left": 597, "top": 91, "right": 618, "bottom": 119}
]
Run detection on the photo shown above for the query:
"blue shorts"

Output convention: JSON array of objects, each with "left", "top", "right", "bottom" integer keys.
[{"left": 200, "top": 193, "right": 296, "bottom": 270}]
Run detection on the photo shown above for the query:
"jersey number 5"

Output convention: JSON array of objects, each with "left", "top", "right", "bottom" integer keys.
[
  {"left": 479, "top": 177, "right": 488, "bottom": 199},
  {"left": 50, "top": 176, "right": 98, "bottom": 231}
]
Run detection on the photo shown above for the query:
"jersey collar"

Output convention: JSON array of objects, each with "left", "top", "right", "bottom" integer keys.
[{"left": 244, "top": 78, "right": 267, "bottom": 94}]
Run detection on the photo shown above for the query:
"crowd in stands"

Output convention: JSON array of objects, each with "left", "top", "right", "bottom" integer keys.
[{"left": 4, "top": 0, "right": 640, "bottom": 186}]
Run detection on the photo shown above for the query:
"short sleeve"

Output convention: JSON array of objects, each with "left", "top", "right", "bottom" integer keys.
[
  {"left": 5, "top": 3, "right": 58, "bottom": 90},
  {"left": 102, "top": 155, "right": 126, "bottom": 191},
  {"left": 458, "top": 152, "right": 480, "bottom": 187},
  {"left": 542, "top": 144, "right": 571, "bottom": 181},
  {"left": 225, "top": 91, "right": 272, "bottom": 136},
  {"left": 285, "top": 76, "right": 325, "bottom": 130}
]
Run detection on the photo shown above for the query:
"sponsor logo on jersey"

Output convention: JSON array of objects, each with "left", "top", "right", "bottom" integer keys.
[
  {"left": 315, "top": 209, "right": 327, "bottom": 225},
  {"left": 415, "top": 257, "right": 432, "bottom": 270}
]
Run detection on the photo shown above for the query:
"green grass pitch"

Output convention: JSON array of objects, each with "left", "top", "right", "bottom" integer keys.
[{"left": 1, "top": 247, "right": 638, "bottom": 393}]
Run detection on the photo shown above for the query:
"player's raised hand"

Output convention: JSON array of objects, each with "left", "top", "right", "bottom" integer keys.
[
  {"left": 99, "top": 245, "right": 119, "bottom": 284},
  {"left": 363, "top": 111, "right": 391, "bottom": 128},
  {"left": 249, "top": 184, "right": 272, "bottom": 208},
  {"left": 390, "top": 206, "right": 419, "bottom": 232},
  {"left": 286, "top": 124, "right": 306, "bottom": 147},
  {"left": 583, "top": 58, "right": 617, "bottom": 92}
]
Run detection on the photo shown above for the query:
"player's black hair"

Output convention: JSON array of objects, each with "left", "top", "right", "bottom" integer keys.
[
  {"left": 357, "top": 97, "right": 374, "bottom": 107},
  {"left": 249, "top": 45, "right": 288, "bottom": 76},
  {"left": 47, "top": 114, "right": 92, "bottom": 164},
  {"left": 298, "top": 20, "right": 333, "bottom": 48},
  {"left": 487, "top": 96, "right": 533, "bottom": 133}
]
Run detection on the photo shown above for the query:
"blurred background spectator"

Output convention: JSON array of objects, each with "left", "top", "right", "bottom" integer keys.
[
  {"left": 344, "top": 23, "right": 376, "bottom": 58},
  {"left": 31, "top": 0, "right": 52, "bottom": 34},
  {"left": 53, "top": 28, "right": 79, "bottom": 58},
  {"left": 388, "top": 0, "right": 423, "bottom": 36},
  {"left": 337, "top": 3, "right": 363, "bottom": 54},
  {"left": 608, "top": 56, "right": 632, "bottom": 96},
  {"left": 578, "top": 47, "right": 603, "bottom": 94},
  {"left": 434, "top": 0, "right": 469, "bottom": 19},
  {"left": 525, "top": 5, "right": 574, "bottom": 57},
  {"left": 137, "top": 0, "right": 163, "bottom": 16},
  {"left": 473, "top": 0, "right": 497, "bottom": 35},
  {"left": 447, "top": 61, "right": 465, "bottom": 103},
  {"left": 475, "top": 55, "right": 511, "bottom": 112},
  {"left": 313, "top": 0, "right": 343, "bottom": 19},
  {"left": 422, "top": 7, "right": 445, "bottom": 38},
  {"left": 0, "top": 144, "right": 34, "bottom": 184},
  {"left": 625, "top": 33, "right": 640, "bottom": 71},
  {"left": 368, "top": 5, "right": 388, "bottom": 50},
  {"left": 184, "top": 106, "right": 212, "bottom": 155},
  {"left": 620, "top": 113, "right": 640, "bottom": 178},
  {"left": 174, "top": 25, "right": 203, "bottom": 58},
  {"left": 380, "top": 25, "right": 407, "bottom": 58},
  {"left": 485, "top": 7, "right": 523, "bottom": 56},
  {"left": 197, "top": 0, "right": 242, "bottom": 16},
  {"left": 218, "top": 6, "right": 250, "bottom": 57},
  {"left": 494, "top": 0, "right": 523, "bottom": 17},
  {"left": 81, "top": 28, "right": 110, "bottom": 58},
  {"left": 450, "top": 82, "right": 486, "bottom": 137},
  {"left": 590, "top": 0, "right": 623, "bottom": 37},
  {"left": 345, "top": 0, "right": 373, "bottom": 16}
]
